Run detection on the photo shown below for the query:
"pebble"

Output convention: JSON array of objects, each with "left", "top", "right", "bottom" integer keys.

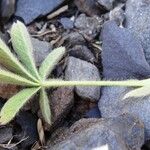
[
  {"left": 65, "top": 57, "right": 101, "bottom": 101},
  {"left": 31, "top": 38, "right": 52, "bottom": 66}
]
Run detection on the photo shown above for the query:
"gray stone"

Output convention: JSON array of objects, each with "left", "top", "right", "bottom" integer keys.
[
  {"left": 98, "top": 21, "right": 150, "bottom": 140},
  {"left": 99, "top": 87, "right": 150, "bottom": 140},
  {"left": 0, "top": 127, "right": 12, "bottom": 143},
  {"left": 64, "top": 31, "right": 86, "bottom": 46},
  {"left": 60, "top": 17, "right": 74, "bottom": 30},
  {"left": 32, "top": 38, "right": 52, "bottom": 66},
  {"left": 0, "top": 0, "right": 15, "bottom": 24},
  {"left": 97, "top": 0, "right": 114, "bottom": 10},
  {"left": 74, "top": 0, "right": 101, "bottom": 17},
  {"left": 15, "top": 0, "right": 65, "bottom": 24},
  {"left": 65, "top": 57, "right": 100, "bottom": 101},
  {"left": 125, "top": 0, "right": 150, "bottom": 65},
  {"left": 109, "top": 5, "right": 125, "bottom": 26},
  {"left": 69, "top": 45, "right": 95, "bottom": 63},
  {"left": 74, "top": 14, "right": 102, "bottom": 39},
  {"left": 101, "top": 21, "right": 150, "bottom": 79},
  {"left": 48, "top": 114, "right": 144, "bottom": 150}
]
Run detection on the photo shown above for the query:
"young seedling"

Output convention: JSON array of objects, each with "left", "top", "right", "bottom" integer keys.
[{"left": 0, "top": 21, "right": 148, "bottom": 125}]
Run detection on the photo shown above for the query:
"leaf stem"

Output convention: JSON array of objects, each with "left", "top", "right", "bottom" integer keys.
[{"left": 43, "top": 80, "right": 146, "bottom": 88}]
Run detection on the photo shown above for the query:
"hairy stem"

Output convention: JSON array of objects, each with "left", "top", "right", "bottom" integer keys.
[{"left": 43, "top": 80, "right": 146, "bottom": 88}]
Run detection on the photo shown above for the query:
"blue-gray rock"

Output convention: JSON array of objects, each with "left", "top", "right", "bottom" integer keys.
[
  {"left": 101, "top": 21, "right": 150, "bottom": 79},
  {"left": 85, "top": 106, "right": 101, "bottom": 118},
  {"left": 109, "top": 5, "right": 125, "bottom": 26},
  {"left": 65, "top": 57, "right": 101, "bottom": 101},
  {"left": 32, "top": 38, "right": 52, "bottom": 66},
  {"left": 15, "top": 0, "right": 65, "bottom": 24},
  {"left": 48, "top": 114, "right": 144, "bottom": 150},
  {"left": 60, "top": 17, "right": 74, "bottom": 30},
  {"left": 125, "top": 0, "right": 150, "bottom": 65},
  {"left": 98, "top": 21, "right": 150, "bottom": 140}
]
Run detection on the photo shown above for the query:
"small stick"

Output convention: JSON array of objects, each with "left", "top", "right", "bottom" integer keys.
[{"left": 47, "top": 5, "right": 68, "bottom": 20}]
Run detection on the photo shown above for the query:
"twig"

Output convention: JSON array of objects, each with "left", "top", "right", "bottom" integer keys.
[{"left": 47, "top": 5, "right": 68, "bottom": 20}]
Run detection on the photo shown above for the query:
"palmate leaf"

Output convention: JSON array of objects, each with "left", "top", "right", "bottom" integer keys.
[
  {"left": 39, "top": 88, "right": 51, "bottom": 124},
  {"left": 123, "top": 86, "right": 150, "bottom": 99},
  {"left": 0, "top": 68, "right": 39, "bottom": 86},
  {"left": 11, "top": 21, "right": 40, "bottom": 80},
  {"left": 0, "top": 87, "right": 40, "bottom": 125},
  {"left": 39, "top": 47, "right": 65, "bottom": 80},
  {"left": 0, "top": 38, "right": 38, "bottom": 82}
]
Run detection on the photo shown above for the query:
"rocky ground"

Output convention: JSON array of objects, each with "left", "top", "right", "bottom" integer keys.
[{"left": 0, "top": 0, "right": 150, "bottom": 149}]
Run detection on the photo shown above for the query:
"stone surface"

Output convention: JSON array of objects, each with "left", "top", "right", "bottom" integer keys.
[
  {"left": 75, "top": 14, "right": 102, "bottom": 39},
  {"left": 101, "top": 21, "right": 150, "bottom": 79},
  {"left": 125, "top": 0, "right": 150, "bottom": 65},
  {"left": 64, "top": 31, "right": 86, "bottom": 46},
  {"left": 85, "top": 105, "right": 101, "bottom": 118},
  {"left": 15, "top": 0, "right": 65, "bottom": 24},
  {"left": 65, "top": 57, "right": 101, "bottom": 101},
  {"left": 97, "top": 0, "right": 114, "bottom": 10},
  {"left": 0, "top": 127, "right": 12, "bottom": 143},
  {"left": 74, "top": 0, "right": 101, "bottom": 16},
  {"left": 32, "top": 38, "right": 52, "bottom": 66},
  {"left": 69, "top": 45, "right": 95, "bottom": 63},
  {"left": 98, "top": 21, "right": 150, "bottom": 140},
  {"left": 60, "top": 17, "right": 74, "bottom": 30},
  {"left": 51, "top": 87, "right": 74, "bottom": 124},
  {"left": 109, "top": 5, "right": 125, "bottom": 25},
  {"left": 0, "top": 0, "right": 15, "bottom": 24},
  {"left": 48, "top": 114, "right": 144, "bottom": 150},
  {"left": 15, "top": 111, "right": 38, "bottom": 148}
]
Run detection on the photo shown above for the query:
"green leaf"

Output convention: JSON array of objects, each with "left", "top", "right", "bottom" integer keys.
[
  {"left": 0, "top": 87, "right": 40, "bottom": 125},
  {"left": 0, "top": 38, "right": 38, "bottom": 82},
  {"left": 39, "top": 88, "right": 51, "bottom": 124},
  {"left": 39, "top": 47, "right": 65, "bottom": 80},
  {"left": 123, "top": 86, "right": 150, "bottom": 99},
  {"left": 11, "top": 21, "right": 40, "bottom": 80},
  {"left": 0, "top": 68, "right": 39, "bottom": 86}
]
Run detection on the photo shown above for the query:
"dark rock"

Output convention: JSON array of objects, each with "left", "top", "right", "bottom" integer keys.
[
  {"left": 75, "top": 14, "right": 102, "bottom": 39},
  {"left": 0, "top": 0, "right": 15, "bottom": 24},
  {"left": 51, "top": 87, "right": 74, "bottom": 124},
  {"left": 0, "top": 127, "right": 12, "bottom": 143},
  {"left": 64, "top": 31, "right": 86, "bottom": 46},
  {"left": 101, "top": 21, "right": 150, "bottom": 79},
  {"left": 60, "top": 17, "right": 74, "bottom": 30},
  {"left": 69, "top": 45, "right": 95, "bottom": 63},
  {"left": 39, "top": 87, "right": 74, "bottom": 130},
  {"left": 97, "top": 0, "right": 114, "bottom": 10},
  {"left": 125, "top": 0, "right": 150, "bottom": 65},
  {"left": 85, "top": 105, "right": 101, "bottom": 118},
  {"left": 32, "top": 38, "right": 52, "bottom": 66},
  {"left": 15, "top": 111, "right": 38, "bottom": 149},
  {"left": 65, "top": 57, "right": 101, "bottom": 101},
  {"left": 98, "top": 21, "right": 150, "bottom": 140},
  {"left": 15, "top": 0, "right": 65, "bottom": 24},
  {"left": 48, "top": 114, "right": 144, "bottom": 150},
  {"left": 74, "top": 0, "right": 101, "bottom": 16}
]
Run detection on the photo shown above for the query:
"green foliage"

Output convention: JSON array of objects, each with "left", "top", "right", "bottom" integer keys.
[{"left": 0, "top": 20, "right": 148, "bottom": 125}]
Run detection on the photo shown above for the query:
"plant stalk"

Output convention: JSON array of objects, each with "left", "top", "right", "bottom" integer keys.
[{"left": 43, "top": 80, "right": 146, "bottom": 88}]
